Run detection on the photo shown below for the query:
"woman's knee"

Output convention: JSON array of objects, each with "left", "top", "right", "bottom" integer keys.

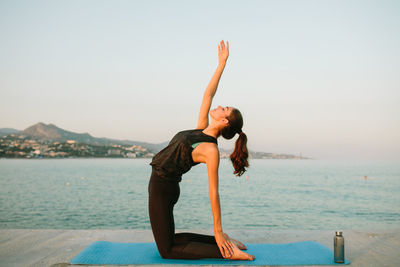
[
  {"left": 158, "top": 243, "right": 187, "bottom": 259},
  {"left": 158, "top": 248, "right": 175, "bottom": 259}
]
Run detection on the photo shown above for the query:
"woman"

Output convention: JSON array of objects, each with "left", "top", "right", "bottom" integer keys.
[{"left": 148, "top": 40, "right": 255, "bottom": 260}]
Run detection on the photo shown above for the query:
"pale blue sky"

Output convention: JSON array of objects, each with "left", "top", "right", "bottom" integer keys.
[{"left": 1, "top": 0, "right": 399, "bottom": 160}]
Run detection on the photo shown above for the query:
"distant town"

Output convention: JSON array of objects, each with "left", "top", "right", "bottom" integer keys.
[
  {"left": 0, "top": 134, "right": 154, "bottom": 158},
  {"left": 0, "top": 123, "right": 310, "bottom": 160}
]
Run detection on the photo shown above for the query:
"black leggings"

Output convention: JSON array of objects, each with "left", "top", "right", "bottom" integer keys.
[{"left": 148, "top": 169, "right": 223, "bottom": 259}]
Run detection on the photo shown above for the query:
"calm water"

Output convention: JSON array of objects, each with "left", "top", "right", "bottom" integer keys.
[{"left": 1, "top": 158, "right": 399, "bottom": 230}]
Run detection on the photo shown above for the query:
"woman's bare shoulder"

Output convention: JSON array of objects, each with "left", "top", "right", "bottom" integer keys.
[
  {"left": 192, "top": 142, "right": 219, "bottom": 163},
  {"left": 197, "top": 142, "right": 218, "bottom": 151}
]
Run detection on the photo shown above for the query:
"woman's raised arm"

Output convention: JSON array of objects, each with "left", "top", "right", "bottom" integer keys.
[{"left": 196, "top": 40, "right": 229, "bottom": 129}]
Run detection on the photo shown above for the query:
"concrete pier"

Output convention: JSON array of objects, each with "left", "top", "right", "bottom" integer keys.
[{"left": 1, "top": 229, "right": 399, "bottom": 267}]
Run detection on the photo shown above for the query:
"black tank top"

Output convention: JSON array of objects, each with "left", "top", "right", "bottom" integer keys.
[{"left": 150, "top": 129, "right": 218, "bottom": 182}]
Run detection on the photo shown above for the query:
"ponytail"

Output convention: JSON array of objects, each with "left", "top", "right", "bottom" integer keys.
[
  {"left": 230, "top": 131, "right": 249, "bottom": 176},
  {"left": 220, "top": 108, "right": 249, "bottom": 176}
]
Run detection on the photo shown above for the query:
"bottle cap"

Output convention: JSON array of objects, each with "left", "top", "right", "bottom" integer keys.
[{"left": 335, "top": 231, "right": 343, "bottom": 236}]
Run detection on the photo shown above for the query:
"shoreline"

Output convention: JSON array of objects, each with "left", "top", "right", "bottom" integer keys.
[{"left": 1, "top": 229, "right": 399, "bottom": 266}]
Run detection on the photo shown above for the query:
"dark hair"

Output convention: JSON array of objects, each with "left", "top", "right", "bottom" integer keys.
[{"left": 221, "top": 108, "right": 249, "bottom": 176}]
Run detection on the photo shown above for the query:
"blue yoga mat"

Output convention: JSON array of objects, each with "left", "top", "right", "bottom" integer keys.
[{"left": 70, "top": 241, "right": 350, "bottom": 265}]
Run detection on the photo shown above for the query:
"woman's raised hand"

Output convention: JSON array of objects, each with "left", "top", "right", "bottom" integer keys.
[{"left": 218, "top": 40, "right": 229, "bottom": 65}]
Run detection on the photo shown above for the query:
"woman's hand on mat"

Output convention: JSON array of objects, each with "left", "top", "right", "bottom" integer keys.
[
  {"left": 218, "top": 40, "right": 229, "bottom": 65},
  {"left": 215, "top": 231, "right": 234, "bottom": 258},
  {"left": 223, "top": 232, "right": 247, "bottom": 250}
]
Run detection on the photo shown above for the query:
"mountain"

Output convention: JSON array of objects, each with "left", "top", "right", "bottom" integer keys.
[
  {"left": 0, "top": 128, "right": 20, "bottom": 137},
  {"left": 20, "top": 122, "right": 93, "bottom": 142},
  {"left": 18, "top": 122, "right": 167, "bottom": 153}
]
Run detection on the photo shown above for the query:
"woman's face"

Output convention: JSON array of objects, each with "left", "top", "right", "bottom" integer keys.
[{"left": 210, "top": 105, "right": 233, "bottom": 121}]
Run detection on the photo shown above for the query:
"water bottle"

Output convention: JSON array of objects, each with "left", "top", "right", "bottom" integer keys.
[{"left": 334, "top": 231, "right": 345, "bottom": 263}]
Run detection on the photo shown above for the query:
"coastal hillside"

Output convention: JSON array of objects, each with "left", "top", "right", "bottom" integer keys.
[
  {"left": 17, "top": 122, "right": 166, "bottom": 152},
  {"left": 0, "top": 122, "right": 310, "bottom": 159}
]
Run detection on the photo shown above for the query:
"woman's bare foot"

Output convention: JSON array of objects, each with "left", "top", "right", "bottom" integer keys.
[
  {"left": 223, "top": 233, "right": 247, "bottom": 250},
  {"left": 227, "top": 241, "right": 255, "bottom": 260}
]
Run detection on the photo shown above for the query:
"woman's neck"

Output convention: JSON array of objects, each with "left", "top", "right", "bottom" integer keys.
[{"left": 202, "top": 123, "right": 221, "bottom": 139}]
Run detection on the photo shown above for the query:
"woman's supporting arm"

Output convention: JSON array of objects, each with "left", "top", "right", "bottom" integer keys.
[
  {"left": 196, "top": 40, "right": 229, "bottom": 129},
  {"left": 205, "top": 144, "right": 234, "bottom": 258}
]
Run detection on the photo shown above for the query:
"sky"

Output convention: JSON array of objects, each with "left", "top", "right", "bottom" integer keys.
[{"left": 0, "top": 0, "right": 399, "bottom": 160}]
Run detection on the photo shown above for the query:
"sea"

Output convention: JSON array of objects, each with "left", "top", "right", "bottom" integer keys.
[{"left": 1, "top": 158, "right": 399, "bottom": 230}]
